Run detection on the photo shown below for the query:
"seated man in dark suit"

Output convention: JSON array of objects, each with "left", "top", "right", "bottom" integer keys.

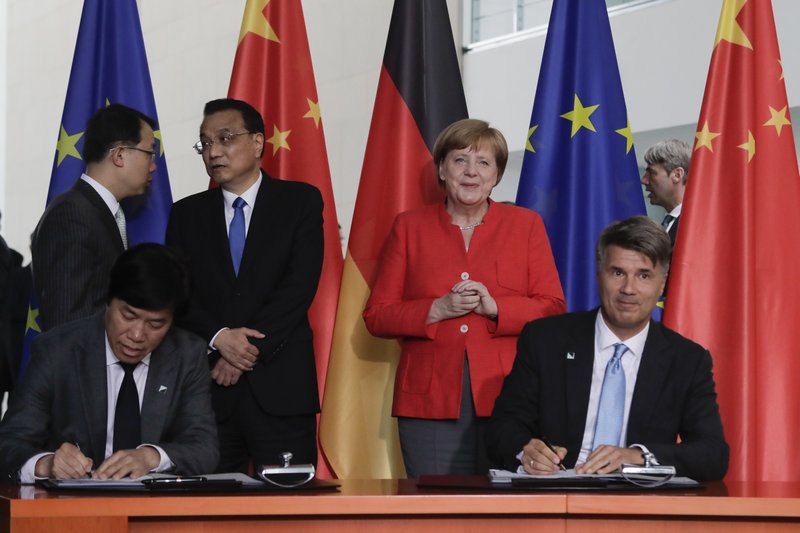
[
  {"left": 487, "top": 216, "right": 728, "bottom": 481},
  {"left": 0, "top": 244, "right": 218, "bottom": 482}
]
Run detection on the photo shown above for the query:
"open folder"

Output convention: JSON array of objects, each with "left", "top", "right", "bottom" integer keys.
[
  {"left": 39, "top": 472, "right": 339, "bottom": 492},
  {"left": 488, "top": 468, "right": 700, "bottom": 489}
]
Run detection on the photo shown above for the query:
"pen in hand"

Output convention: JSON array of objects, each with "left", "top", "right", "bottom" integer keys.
[{"left": 540, "top": 437, "right": 567, "bottom": 471}]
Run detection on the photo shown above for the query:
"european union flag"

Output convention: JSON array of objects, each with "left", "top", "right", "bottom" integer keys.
[
  {"left": 19, "top": 0, "right": 172, "bottom": 380},
  {"left": 515, "top": 0, "right": 645, "bottom": 312}
]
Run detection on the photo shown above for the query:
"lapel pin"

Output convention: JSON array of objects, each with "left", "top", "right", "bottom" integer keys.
[
  {"left": 158, "top": 385, "right": 168, "bottom": 393},
  {"left": 566, "top": 352, "right": 576, "bottom": 360}
]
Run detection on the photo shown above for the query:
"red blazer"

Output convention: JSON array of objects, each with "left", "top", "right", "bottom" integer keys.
[{"left": 364, "top": 201, "right": 565, "bottom": 419}]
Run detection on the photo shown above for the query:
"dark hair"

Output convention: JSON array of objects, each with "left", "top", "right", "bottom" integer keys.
[
  {"left": 596, "top": 216, "right": 672, "bottom": 274},
  {"left": 107, "top": 243, "right": 189, "bottom": 313},
  {"left": 82, "top": 104, "right": 156, "bottom": 164},
  {"left": 203, "top": 98, "right": 265, "bottom": 135},
  {"left": 432, "top": 119, "right": 509, "bottom": 186}
]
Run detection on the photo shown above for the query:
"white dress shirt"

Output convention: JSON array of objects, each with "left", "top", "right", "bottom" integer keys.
[{"left": 575, "top": 311, "right": 649, "bottom": 465}]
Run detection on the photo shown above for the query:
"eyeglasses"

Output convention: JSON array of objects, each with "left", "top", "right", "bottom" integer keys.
[
  {"left": 193, "top": 131, "right": 253, "bottom": 154},
  {"left": 115, "top": 145, "right": 157, "bottom": 161}
]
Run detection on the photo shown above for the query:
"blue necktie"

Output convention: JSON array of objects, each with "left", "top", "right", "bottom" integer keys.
[
  {"left": 593, "top": 343, "right": 628, "bottom": 449},
  {"left": 230, "top": 197, "right": 246, "bottom": 275}
]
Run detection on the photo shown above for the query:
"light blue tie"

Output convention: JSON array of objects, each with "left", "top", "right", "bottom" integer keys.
[
  {"left": 593, "top": 343, "right": 628, "bottom": 449},
  {"left": 229, "top": 197, "right": 246, "bottom": 275}
]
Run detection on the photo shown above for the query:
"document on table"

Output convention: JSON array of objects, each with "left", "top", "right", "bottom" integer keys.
[
  {"left": 489, "top": 468, "right": 699, "bottom": 486},
  {"left": 41, "top": 472, "right": 263, "bottom": 489}
]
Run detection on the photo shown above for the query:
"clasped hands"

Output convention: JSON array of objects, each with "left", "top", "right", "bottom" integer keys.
[
  {"left": 211, "top": 327, "right": 265, "bottom": 386},
  {"left": 35, "top": 442, "right": 161, "bottom": 480},
  {"left": 428, "top": 280, "right": 498, "bottom": 324},
  {"left": 521, "top": 438, "right": 644, "bottom": 475}
]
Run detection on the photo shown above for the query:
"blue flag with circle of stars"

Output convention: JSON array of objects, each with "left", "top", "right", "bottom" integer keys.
[
  {"left": 515, "top": 0, "right": 645, "bottom": 313},
  {"left": 19, "top": 0, "right": 172, "bottom": 380}
]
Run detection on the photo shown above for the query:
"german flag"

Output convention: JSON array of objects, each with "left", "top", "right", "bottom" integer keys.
[{"left": 319, "top": 0, "right": 468, "bottom": 478}]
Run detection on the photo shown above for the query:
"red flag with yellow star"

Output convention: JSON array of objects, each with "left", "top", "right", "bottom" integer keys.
[
  {"left": 664, "top": 0, "right": 800, "bottom": 482},
  {"left": 228, "top": 0, "right": 343, "bottom": 477}
]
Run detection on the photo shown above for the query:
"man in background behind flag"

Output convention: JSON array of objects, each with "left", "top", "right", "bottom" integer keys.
[
  {"left": 18, "top": 0, "right": 172, "bottom": 381},
  {"left": 226, "top": 0, "right": 343, "bottom": 477},
  {"left": 320, "top": 0, "right": 468, "bottom": 478},
  {"left": 515, "top": 0, "right": 645, "bottom": 313},
  {"left": 664, "top": 0, "right": 800, "bottom": 482}
]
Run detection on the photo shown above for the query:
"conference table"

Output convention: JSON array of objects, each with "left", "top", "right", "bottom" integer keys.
[{"left": 2, "top": 477, "right": 800, "bottom": 532}]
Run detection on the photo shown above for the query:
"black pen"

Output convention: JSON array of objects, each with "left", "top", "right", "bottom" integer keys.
[{"left": 540, "top": 436, "right": 567, "bottom": 471}]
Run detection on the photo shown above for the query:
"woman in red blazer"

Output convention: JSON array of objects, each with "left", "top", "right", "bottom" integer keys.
[{"left": 364, "top": 119, "right": 566, "bottom": 477}]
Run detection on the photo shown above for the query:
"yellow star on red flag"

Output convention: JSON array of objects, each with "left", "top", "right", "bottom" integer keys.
[
  {"left": 695, "top": 121, "right": 721, "bottom": 152},
  {"left": 763, "top": 105, "right": 791, "bottom": 136},
  {"left": 715, "top": 0, "right": 752, "bottom": 50},
  {"left": 266, "top": 125, "right": 291, "bottom": 155},
  {"left": 303, "top": 98, "right": 321, "bottom": 128},
  {"left": 238, "top": 0, "right": 280, "bottom": 45},
  {"left": 737, "top": 130, "right": 756, "bottom": 162}
]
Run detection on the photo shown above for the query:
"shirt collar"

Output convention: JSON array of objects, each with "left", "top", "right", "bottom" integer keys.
[
  {"left": 81, "top": 173, "right": 120, "bottom": 217},
  {"left": 667, "top": 203, "right": 682, "bottom": 218},
  {"left": 221, "top": 173, "right": 262, "bottom": 210},
  {"left": 595, "top": 309, "right": 649, "bottom": 360}
]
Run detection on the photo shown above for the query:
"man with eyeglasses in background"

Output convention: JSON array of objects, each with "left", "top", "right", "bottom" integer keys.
[
  {"left": 32, "top": 104, "right": 157, "bottom": 331},
  {"left": 166, "top": 98, "right": 323, "bottom": 473}
]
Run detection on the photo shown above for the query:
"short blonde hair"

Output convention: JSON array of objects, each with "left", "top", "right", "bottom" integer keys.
[{"left": 432, "top": 119, "right": 509, "bottom": 185}]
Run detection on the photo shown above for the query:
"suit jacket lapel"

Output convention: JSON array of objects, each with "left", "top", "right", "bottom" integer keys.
[
  {"left": 564, "top": 311, "right": 596, "bottom": 448},
  {"left": 204, "top": 187, "right": 237, "bottom": 282},
  {"left": 77, "top": 313, "right": 110, "bottom": 464},
  {"left": 140, "top": 332, "right": 178, "bottom": 444},
  {"left": 628, "top": 321, "right": 672, "bottom": 439}
]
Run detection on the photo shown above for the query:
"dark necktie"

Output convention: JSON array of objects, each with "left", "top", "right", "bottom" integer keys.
[
  {"left": 661, "top": 214, "right": 675, "bottom": 230},
  {"left": 113, "top": 362, "right": 141, "bottom": 452},
  {"left": 592, "top": 343, "right": 627, "bottom": 449},
  {"left": 230, "top": 197, "right": 246, "bottom": 275}
]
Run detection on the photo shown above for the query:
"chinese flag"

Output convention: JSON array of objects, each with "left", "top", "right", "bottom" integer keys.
[
  {"left": 228, "top": 0, "right": 343, "bottom": 478},
  {"left": 319, "top": 0, "right": 467, "bottom": 478},
  {"left": 664, "top": 0, "right": 800, "bottom": 482}
]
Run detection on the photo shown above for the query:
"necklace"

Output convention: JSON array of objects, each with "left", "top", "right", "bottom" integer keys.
[{"left": 459, "top": 221, "right": 484, "bottom": 231}]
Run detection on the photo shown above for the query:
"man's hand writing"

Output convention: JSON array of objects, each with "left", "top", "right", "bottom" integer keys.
[
  {"left": 36, "top": 442, "right": 93, "bottom": 479},
  {"left": 521, "top": 438, "right": 567, "bottom": 475},
  {"left": 93, "top": 447, "right": 160, "bottom": 480}
]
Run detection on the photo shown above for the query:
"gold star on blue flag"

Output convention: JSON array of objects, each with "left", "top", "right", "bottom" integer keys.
[{"left": 515, "top": 0, "right": 645, "bottom": 312}]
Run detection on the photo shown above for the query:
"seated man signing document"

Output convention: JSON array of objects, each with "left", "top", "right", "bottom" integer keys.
[
  {"left": 487, "top": 216, "right": 728, "bottom": 481},
  {"left": 0, "top": 244, "right": 218, "bottom": 482}
]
